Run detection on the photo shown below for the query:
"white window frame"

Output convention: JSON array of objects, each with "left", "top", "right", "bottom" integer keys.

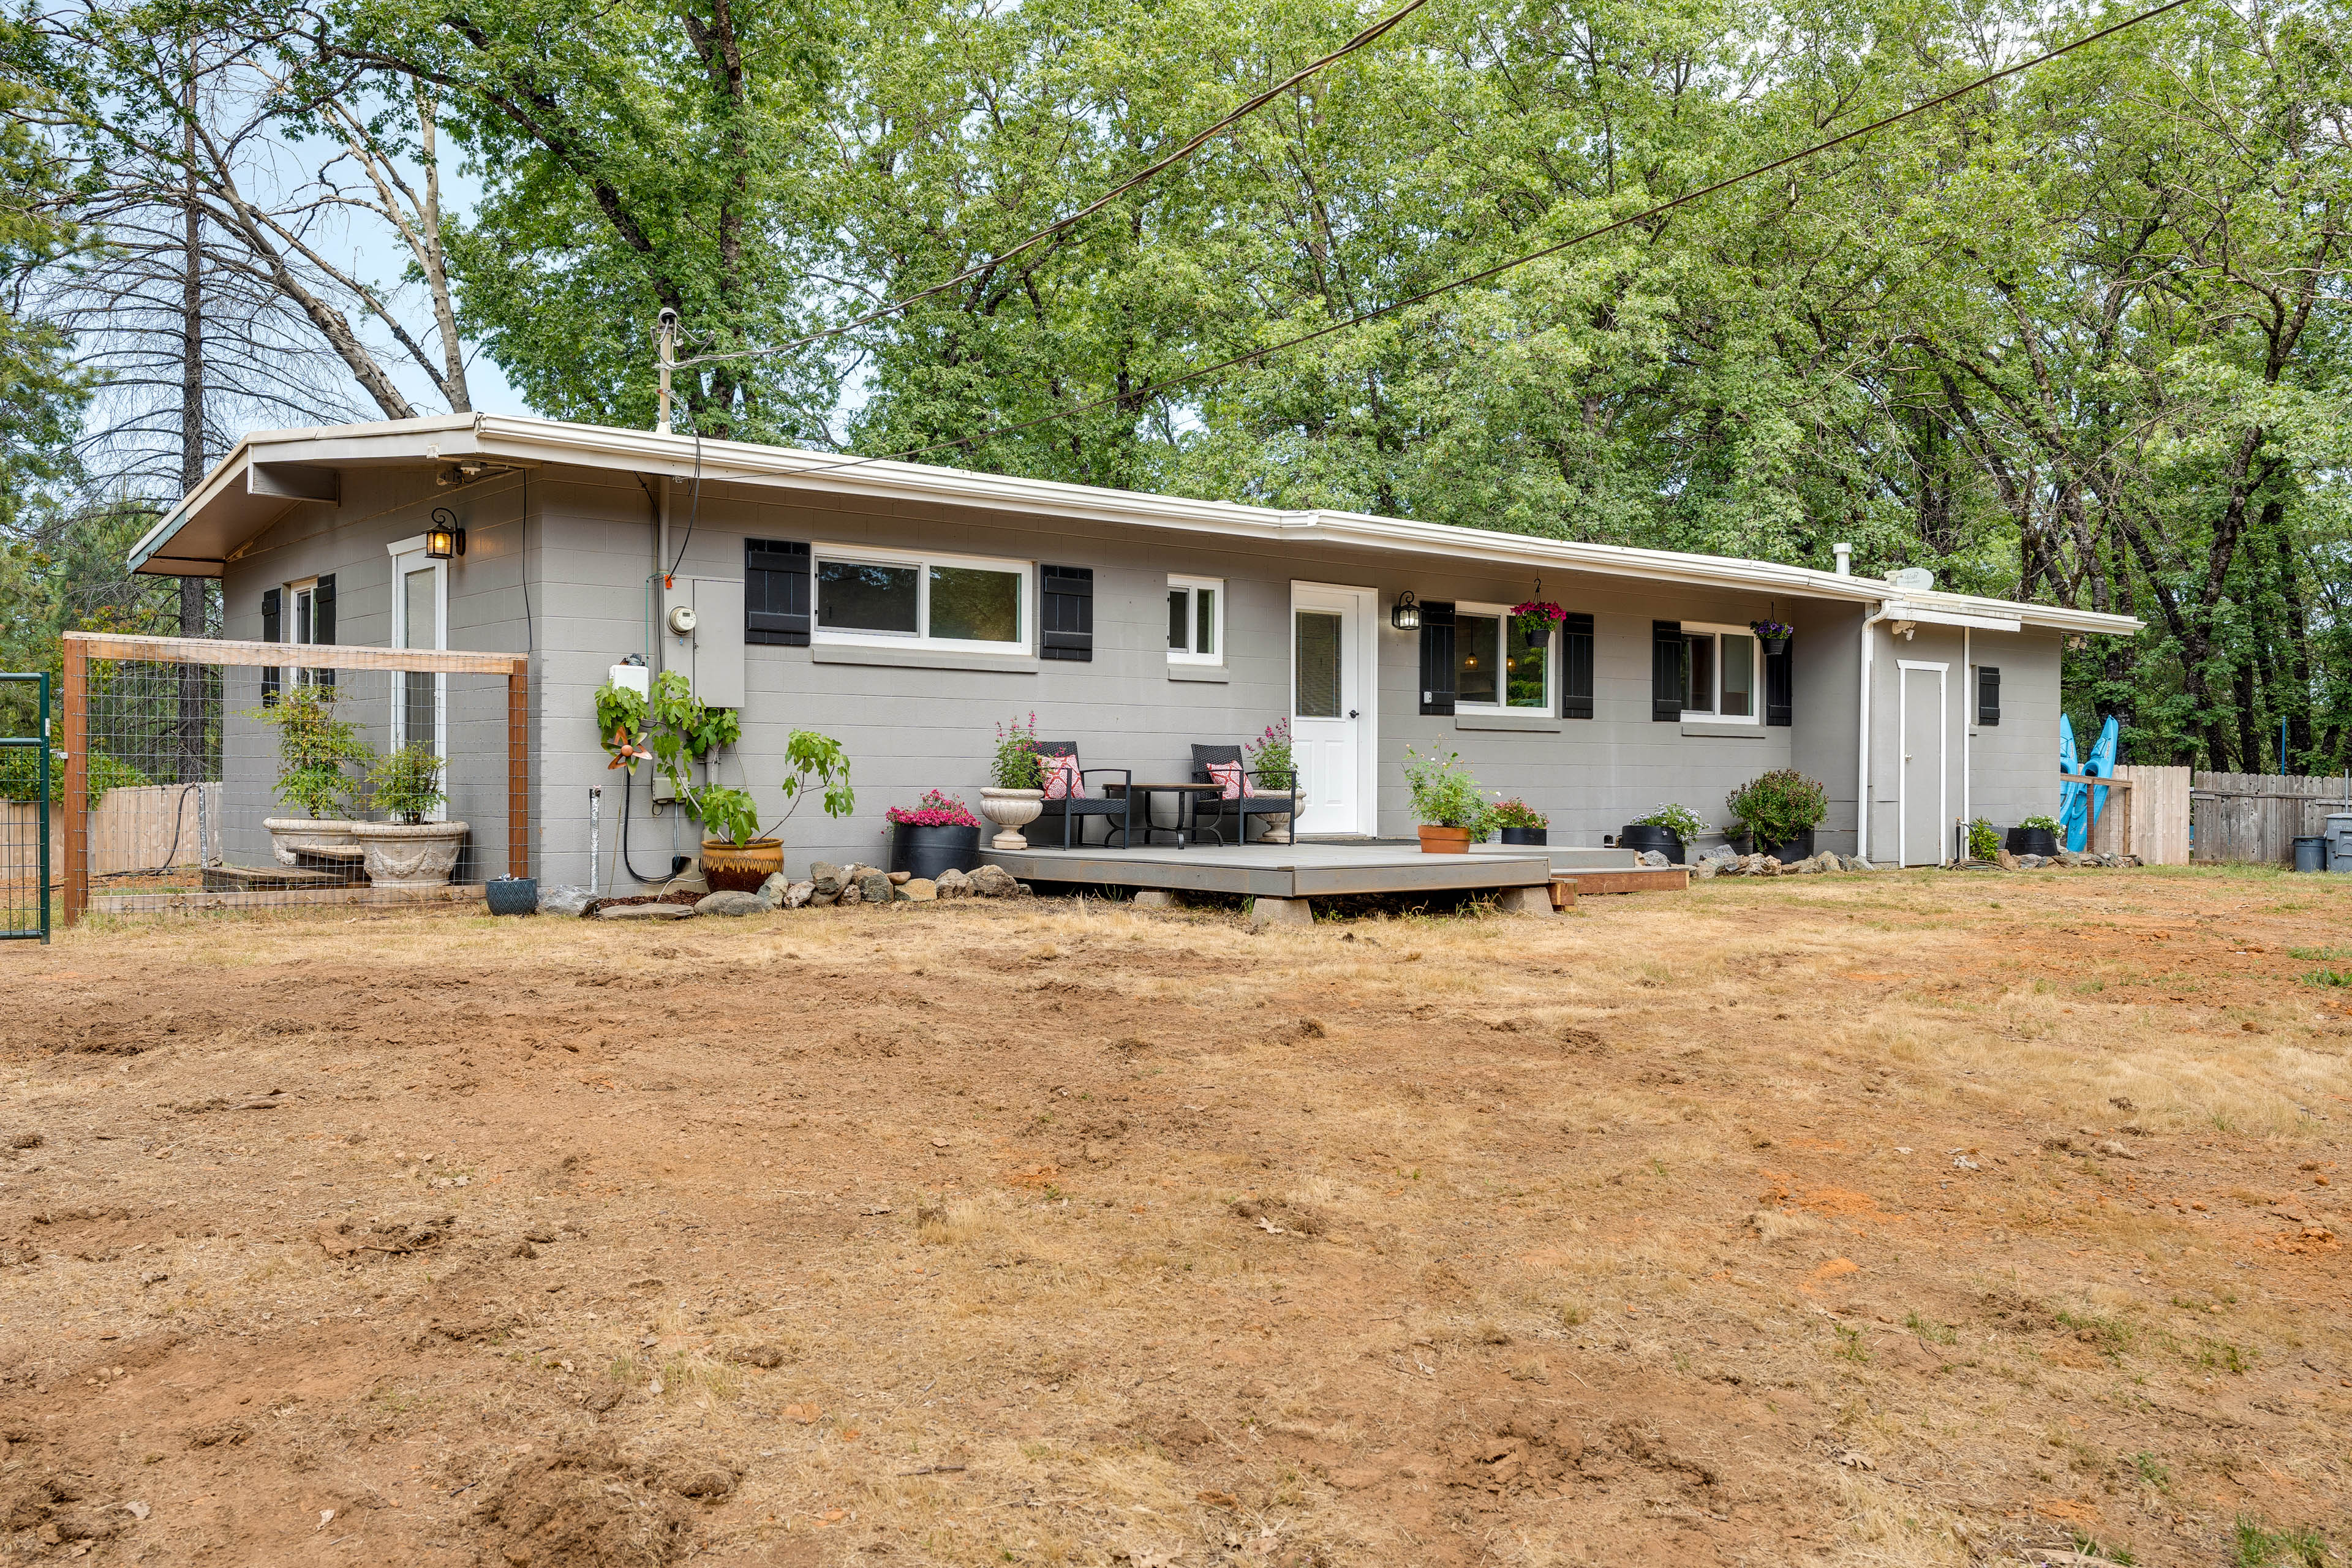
[
  {"left": 1166, "top": 575, "right": 1223, "bottom": 665},
  {"left": 1679, "top": 620, "right": 1762, "bottom": 725},
  {"left": 1452, "top": 601, "right": 1554, "bottom": 713},
  {"left": 811, "top": 542, "right": 1032, "bottom": 655},
  {"left": 386, "top": 537, "right": 450, "bottom": 779},
  {"left": 279, "top": 576, "right": 320, "bottom": 686}
]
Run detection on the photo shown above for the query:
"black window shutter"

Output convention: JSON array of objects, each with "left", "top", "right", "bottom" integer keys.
[
  {"left": 745, "top": 539, "right": 810, "bottom": 646},
  {"left": 1418, "top": 601, "right": 1456, "bottom": 715},
  {"left": 260, "top": 587, "right": 281, "bottom": 706},
  {"left": 1764, "top": 636, "right": 1792, "bottom": 726},
  {"left": 1651, "top": 620, "right": 1683, "bottom": 722},
  {"left": 314, "top": 574, "right": 336, "bottom": 688},
  {"left": 1977, "top": 665, "right": 2000, "bottom": 725},
  {"left": 1559, "top": 612, "right": 1594, "bottom": 720},
  {"left": 1040, "top": 565, "right": 1093, "bottom": 661}
]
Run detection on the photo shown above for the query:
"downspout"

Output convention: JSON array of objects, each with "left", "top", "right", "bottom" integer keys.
[
  {"left": 1856, "top": 601, "right": 1896, "bottom": 863},
  {"left": 1961, "top": 626, "right": 1971, "bottom": 861}
]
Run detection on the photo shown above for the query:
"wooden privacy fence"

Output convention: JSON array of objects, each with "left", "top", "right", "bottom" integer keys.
[
  {"left": 2191, "top": 769, "right": 2352, "bottom": 864},
  {"left": 2109, "top": 765, "right": 2191, "bottom": 865}
]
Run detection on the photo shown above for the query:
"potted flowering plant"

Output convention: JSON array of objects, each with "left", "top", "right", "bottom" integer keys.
[
  {"left": 1245, "top": 718, "right": 1302, "bottom": 843},
  {"left": 2007, "top": 815, "right": 2062, "bottom": 858},
  {"left": 1490, "top": 797, "right": 1548, "bottom": 846},
  {"left": 887, "top": 790, "right": 984, "bottom": 880},
  {"left": 1621, "top": 802, "right": 1703, "bottom": 864},
  {"left": 1510, "top": 599, "right": 1567, "bottom": 643},
  {"left": 980, "top": 711, "right": 1046, "bottom": 848},
  {"left": 1404, "top": 747, "right": 1492, "bottom": 853},
  {"left": 1750, "top": 618, "right": 1795, "bottom": 655}
]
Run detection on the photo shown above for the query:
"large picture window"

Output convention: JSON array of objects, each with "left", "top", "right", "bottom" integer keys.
[
  {"left": 1681, "top": 623, "right": 1759, "bottom": 722},
  {"left": 1453, "top": 603, "right": 1551, "bottom": 711},
  {"left": 1167, "top": 576, "right": 1221, "bottom": 663},
  {"left": 814, "top": 546, "right": 1029, "bottom": 652}
]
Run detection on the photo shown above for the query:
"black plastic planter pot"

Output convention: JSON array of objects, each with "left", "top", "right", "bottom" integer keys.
[
  {"left": 1729, "top": 827, "right": 1816, "bottom": 862},
  {"left": 1499, "top": 826, "right": 1548, "bottom": 846},
  {"left": 1617, "top": 824, "right": 1685, "bottom": 864},
  {"left": 2005, "top": 826, "right": 2059, "bottom": 858},
  {"left": 485, "top": 875, "right": 538, "bottom": 916},
  {"left": 891, "top": 823, "right": 982, "bottom": 881}
]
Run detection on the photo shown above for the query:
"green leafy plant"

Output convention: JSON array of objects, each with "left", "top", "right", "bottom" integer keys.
[
  {"left": 991, "top": 712, "right": 1042, "bottom": 790},
  {"left": 777, "top": 729, "right": 854, "bottom": 827},
  {"left": 1490, "top": 796, "right": 1547, "bottom": 830},
  {"left": 1968, "top": 817, "right": 2001, "bottom": 859},
  {"left": 1725, "top": 771, "right": 1828, "bottom": 848},
  {"left": 252, "top": 683, "right": 370, "bottom": 819},
  {"left": 366, "top": 743, "right": 447, "bottom": 824},
  {"left": 691, "top": 785, "right": 763, "bottom": 846},
  {"left": 1246, "top": 718, "right": 1295, "bottom": 793},
  {"left": 1634, "top": 802, "right": 1705, "bottom": 842},
  {"left": 1403, "top": 747, "right": 1491, "bottom": 832},
  {"left": 2019, "top": 813, "right": 2063, "bottom": 834},
  {"left": 0, "top": 747, "right": 148, "bottom": 808}
]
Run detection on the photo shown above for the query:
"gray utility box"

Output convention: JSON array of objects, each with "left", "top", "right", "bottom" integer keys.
[
  {"left": 660, "top": 575, "right": 746, "bottom": 709},
  {"left": 2328, "top": 812, "right": 2352, "bottom": 872}
]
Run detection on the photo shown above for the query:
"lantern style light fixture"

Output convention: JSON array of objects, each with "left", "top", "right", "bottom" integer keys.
[
  {"left": 1390, "top": 590, "right": 1422, "bottom": 631},
  {"left": 424, "top": 507, "right": 466, "bottom": 560}
]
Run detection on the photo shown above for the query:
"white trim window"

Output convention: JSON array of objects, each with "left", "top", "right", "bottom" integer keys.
[
  {"left": 1453, "top": 602, "right": 1552, "bottom": 711},
  {"left": 1166, "top": 576, "right": 1221, "bottom": 663},
  {"left": 386, "top": 536, "right": 449, "bottom": 764},
  {"left": 281, "top": 576, "right": 320, "bottom": 687},
  {"left": 1680, "top": 621, "right": 1760, "bottom": 722},
  {"left": 813, "top": 544, "right": 1030, "bottom": 653}
]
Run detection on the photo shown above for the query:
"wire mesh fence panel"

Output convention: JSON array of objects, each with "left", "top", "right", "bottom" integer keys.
[
  {"left": 0, "top": 673, "right": 50, "bottom": 941},
  {"left": 62, "top": 634, "right": 526, "bottom": 922}
]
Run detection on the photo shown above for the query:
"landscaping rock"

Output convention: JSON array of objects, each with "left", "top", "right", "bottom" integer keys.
[
  {"left": 757, "top": 872, "right": 791, "bottom": 907},
  {"left": 1692, "top": 860, "right": 1717, "bottom": 880},
  {"left": 835, "top": 881, "right": 862, "bottom": 906},
  {"left": 1634, "top": 850, "right": 1670, "bottom": 869},
  {"left": 807, "top": 886, "right": 838, "bottom": 907},
  {"left": 858, "top": 873, "right": 893, "bottom": 904},
  {"left": 694, "top": 891, "right": 769, "bottom": 918},
  {"left": 1997, "top": 850, "right": 2020, "bottom": 871},
  {"left": 900, "top": 878, "right": 938, "bottom": 902},
  {"left": 886, "top": 870, "right": 911, "bottom": 885},
  {"left": 780, "top": 880, "right": 815, "bottom": 910},
  {"left": 597, "top": 902, "right": 694, "bottom": 921},
  {"left": 2054, "top": 849, "right": 2083, "bottom": 867},
  {"left": 934, "top": 868, "right": 973, "bottom": 899},
  {"left": 1696, "top": 843, "right": 1736, "bottom": 865},
  {"left": 2018, "top": 854, "right": 2047, "bottom": 869},
  {"left": 968, "top": 864, "right": 1019, "bottom": 899}
]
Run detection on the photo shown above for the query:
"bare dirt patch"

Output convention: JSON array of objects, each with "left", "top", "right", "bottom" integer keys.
[{"left": 1, "top": 867, "right": 2346, "bottom": 1565}]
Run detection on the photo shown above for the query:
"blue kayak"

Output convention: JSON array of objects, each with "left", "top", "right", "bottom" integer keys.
[
  {"left": 2081, "top": 715, "right": 2119, "bottom": 850},
  {"left": 2059, "top": 715, "right": 2085, "bottom": 848}
]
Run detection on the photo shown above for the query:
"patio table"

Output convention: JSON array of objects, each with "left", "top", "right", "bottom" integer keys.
[{"left": 1099, "top": 783, "right": 1229, "bottom": 849}]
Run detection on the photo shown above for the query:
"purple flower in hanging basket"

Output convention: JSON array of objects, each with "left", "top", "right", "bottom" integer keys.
[{"left": 1751, "top": 619, "right": 1796, "bottom": 640}]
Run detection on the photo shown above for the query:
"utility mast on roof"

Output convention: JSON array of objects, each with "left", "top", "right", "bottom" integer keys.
[{"left": 655, "top": 307, "right": 678, "bottom": 435}]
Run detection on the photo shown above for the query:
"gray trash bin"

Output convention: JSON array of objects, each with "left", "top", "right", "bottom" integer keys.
[
  {"left": 2327, "top": 812, "right": 2352, "bottom": 873},
  {"left": 2294, "top": 836, "right": 2328, "bottom": 873}
]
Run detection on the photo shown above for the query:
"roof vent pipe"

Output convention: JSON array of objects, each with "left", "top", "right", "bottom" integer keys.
[{"left": 1833, "top": 542, "right": 1852, "bottom": 576}]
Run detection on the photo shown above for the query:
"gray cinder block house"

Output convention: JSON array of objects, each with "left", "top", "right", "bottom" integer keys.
[{"left": 129, "top": 413, "right": 2139, "bottom": 883}]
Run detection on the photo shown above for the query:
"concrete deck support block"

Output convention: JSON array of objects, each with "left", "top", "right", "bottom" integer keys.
[
  {"left": 1494, "top": 885, "right": 1556, "bottom": 919},
  {"left": 1130, "top": 889, "right": 1175, "bottom": 910},
  {"left": 1247, "top": 895, "right": 1314, "bottom": 931}
]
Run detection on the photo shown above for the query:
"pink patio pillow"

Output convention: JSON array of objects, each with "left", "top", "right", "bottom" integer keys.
[
  {"left": 1038, "top": 753, "right": 1086, "bottom": 800},
  {"left": 1207, "top": 761, "right": 1245, "bottom": 799}
]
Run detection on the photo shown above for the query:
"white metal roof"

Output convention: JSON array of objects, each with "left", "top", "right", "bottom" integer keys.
[{"left": 130, "top": 412, "right": 2143, "bottom": 636}]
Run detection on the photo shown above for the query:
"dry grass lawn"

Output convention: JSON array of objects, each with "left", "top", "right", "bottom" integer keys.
[{"left": 0, "top": 865, "right": 2347, "bottom": 1567}]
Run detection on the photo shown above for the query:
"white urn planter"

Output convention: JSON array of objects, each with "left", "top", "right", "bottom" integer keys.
[
  {"left": 265, "top": 818, "right": 361, "bottom": 868},
  {"left": 978, "top": 788, "right": 1045, "bottom": 850},
  {"left": 1256, "top": 790, "right": 1305, "bottom": 845},
  {"left": 349, "top": 821, "right": 469, "bottom": 888}
]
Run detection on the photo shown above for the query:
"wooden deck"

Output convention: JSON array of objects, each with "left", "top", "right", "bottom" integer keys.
[{"left": 984, "top": 842, "right": 1555, "bottom": 899}]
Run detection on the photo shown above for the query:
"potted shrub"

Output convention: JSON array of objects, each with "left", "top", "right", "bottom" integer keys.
[
  {"left": 350, "top": 744, "right": 468, "bottom": 887},
  {"left": 2007, "top": 815, "right": 2062, "bottom": 858},
  {"left": 1967, "top": 817, "right": 2002, "bottom": 862},
  {"left": 888, "top": 790, "right": 984, "bottom": 880},
  {"left": 1725, "top": 769, "right": 1828, "bottom": 861},
  {"left": 254, "top": 684, "right": 370, "bottom": 870},
  {"left": 1403, "top": 747, "right": 1491, "bottom": 853},
  {"left": 1491, "top": 797, "right": 1548, "bottom": 846},
  {"left": 979, "top": 712, "right": 1046, "bottom": 849},
  {"left": 1620, "top": 804, "right": 1702, "bottom": 864},
  {"left": 1246, "top": 718, "right": 1302, "bottom": 844}
]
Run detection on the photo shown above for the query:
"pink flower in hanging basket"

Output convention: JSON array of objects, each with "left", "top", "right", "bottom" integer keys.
[{"left": 1510, "top": 600, "right": 1567, "bottom": 634}]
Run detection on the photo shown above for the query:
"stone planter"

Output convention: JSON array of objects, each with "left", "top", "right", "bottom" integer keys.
[
  {"left": 1417, "top": 824, "right": 1474, "bottom": 855},
  {"left": 700, "top": 837, "right": 783, "bottom": 893},
  {"left": 265, "top": 817, "right": 361, "bottom": 869},
  {"left": 979, "top": 788, "right": 1045, "bottom": 850},
  {"left": 1256, "top": 791, "right": 1304, "bottom": 845},
  {"left": 349, "top": 821, "right": 468, "bottom": 888}
]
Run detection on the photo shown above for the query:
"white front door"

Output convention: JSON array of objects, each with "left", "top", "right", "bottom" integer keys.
[
  {"left": 1291, "top": 583, "right": 1378, "bottom": 837},
  {"left": 1899, "top": 662, "right": 1948, "bottom": 866}
]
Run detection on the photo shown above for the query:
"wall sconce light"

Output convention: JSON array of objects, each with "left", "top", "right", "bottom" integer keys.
[
  {"left": 426, "top": 507, "right": 466, "bottom": 560},
  {"left": 1390, "top": 590, "right": 1421, "bottom": 631}
]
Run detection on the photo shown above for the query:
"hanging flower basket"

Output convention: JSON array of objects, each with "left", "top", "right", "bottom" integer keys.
[
  {"left": 1751, "top": 619, "right": 1795, "bottom": 654},
  {"left": 1510, "top": 600, "right": 1567, "bottom": 641}
]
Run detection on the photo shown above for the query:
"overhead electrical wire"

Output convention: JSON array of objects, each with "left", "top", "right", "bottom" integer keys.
[
  {"left": 673, "top": 0, "right": 1436, "bottom": 370},
  {"left": 750, "top": 0, "right": 2198, "bottom": 478}
]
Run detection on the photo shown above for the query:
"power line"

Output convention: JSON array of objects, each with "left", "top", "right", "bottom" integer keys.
[
  {"left": 769, "top": 0, "right": 2197, "bottom": 477},
  {"left": 674, "top": 0, "right": 1436, "bottom": 370}
]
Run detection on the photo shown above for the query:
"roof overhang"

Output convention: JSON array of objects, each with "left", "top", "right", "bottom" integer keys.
[{"left": 131, "top": 413, "right": 2146, "bottom": 638}]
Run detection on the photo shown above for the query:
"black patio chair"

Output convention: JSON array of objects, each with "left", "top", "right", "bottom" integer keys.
[
  {"left": 1031, "top": 741, "right": 1135, "bottom": 850},
  {"left": 1189, "top": 744, "right": 1298, "bottom": 847}
]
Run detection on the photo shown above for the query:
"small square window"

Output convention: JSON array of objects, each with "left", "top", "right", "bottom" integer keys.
[
  {"left": 1167, "top": 577, "right": 1221, "bottom": 663},
  {"left": 1680, "top": 625, "right": 1760, "bottom": 723},
  {"left": 1455, "top": 604, "right": 1551, "bottom": 710}
]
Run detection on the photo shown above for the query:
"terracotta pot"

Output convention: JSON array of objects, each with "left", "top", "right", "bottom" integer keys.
[
  {"left": 349, "top": 821, "right": 469, "bottom": 888},
  {"left": 979, "top": 788, "right": 1046, "bottom": 850},
  {"left": 1417, "top": 824, "right": 1474, "bottom": 855},
  {"left": 700, "top": 837, "right": 783, "bottom": 893}
]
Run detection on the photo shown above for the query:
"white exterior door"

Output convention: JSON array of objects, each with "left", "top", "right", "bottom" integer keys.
[
  {"left": 1291, "top": 584, "right": 1377, "bottom": 837},
  {"left": 1899, "top": 662, "right": 1948, "bottom": 866}
]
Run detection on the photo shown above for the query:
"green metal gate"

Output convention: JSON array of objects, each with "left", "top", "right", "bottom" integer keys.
[{"left": 0, "top": 673, "right": 51, "bottom": 943}]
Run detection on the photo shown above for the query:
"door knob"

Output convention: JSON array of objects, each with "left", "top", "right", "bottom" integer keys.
[{"left": 1348, "top": 709, "right": 1360, "bottom": 718}]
